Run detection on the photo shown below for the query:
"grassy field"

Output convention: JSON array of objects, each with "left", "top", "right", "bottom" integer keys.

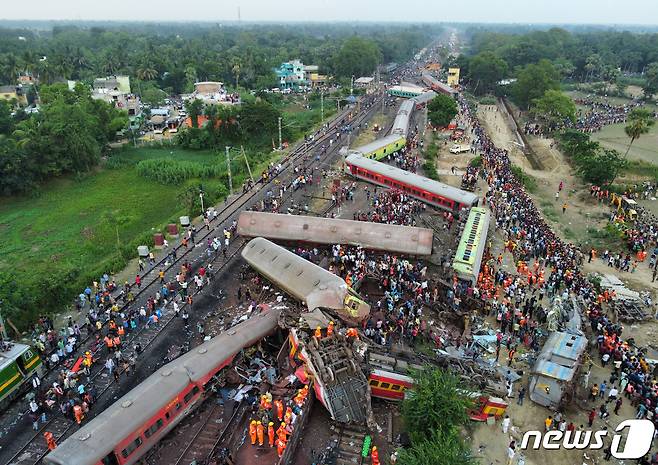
[
  {"left": 0, "top": 146, "right": 250, "bottom": 328},
  {"left": 591, "top": 123, "right": 658, "bottom": 164},
  {"left": 0, "top": 95, "right": 335, "bottom": 329}
]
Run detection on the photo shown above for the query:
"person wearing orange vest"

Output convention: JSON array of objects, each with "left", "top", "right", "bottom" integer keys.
[
  {"left": 104, "top": 335, "right": 114, "bottom": 351},
  {"left": 249, "top": 420, "right": 257, "bottom": 445},
  {"left": 346, "top": 328, "right": 359, "bottom": 339},
  {"left": 314, "top": 326, "right": 322, "bottom": 339},
  {"left": 284, "top": 406, "right": 293, "bottom": 425},
  {"left": 73, "top": 404, "right": 84, "bottom": 424},
  {"left": 274, "top": 399, "right": 284, "bottom": 421},
  {"left": 117, "top": 325, "right": 125, "bottom": 336},
  {"left": 276, "top": 437, "right": 286, "bottom": 457},
  {"left": 371, "top": 446, "right": 380, "bottom": 465},
  {"left": 327, "top": 321, "right": 334, "bottom": 337},
  {"left": 44, "top": 431, "right": 57, "bottom": 450},
  {"left": 268, "top": 422, "right": 275, "bottom": 447},
  {"left": 277, "top": 422, "right": 288, "bottom": 442},
  {"left": 256, "top": 421, "right": 264, "bottom": 446}
]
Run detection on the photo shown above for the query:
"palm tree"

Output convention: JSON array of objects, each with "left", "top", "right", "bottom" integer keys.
[
  {"left": 609, "top": 108, "right": 656, "bottom": 184},
  {"left": 2, "top": 53, "right": 21, "bottom": 83},
  {"left": 623, "top": 108, "right": 655, "bottom": 158},
  {"left": 137, "top": 67, "right": 158, "bottom": 81},
  {"left": 232, "top": 62, "right": 241, "bottom": 90}
]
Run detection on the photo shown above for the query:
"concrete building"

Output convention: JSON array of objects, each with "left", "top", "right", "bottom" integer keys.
[
  {"left": 186, "top": 81, "right": 240, "bottom": 105},
  {"left": 0, "top": 85, "right": 28, "bottom": 107},
  {"left": 275, "top": 60, "right": 326, "bottom": 89}
]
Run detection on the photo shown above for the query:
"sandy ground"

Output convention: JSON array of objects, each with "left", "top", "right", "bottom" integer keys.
[{"left": 465, "top": 103, "right": 658, "bottom": 465}]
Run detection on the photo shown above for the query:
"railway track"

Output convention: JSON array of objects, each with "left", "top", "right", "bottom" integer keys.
[
  {"left": 170, "top": 399, "right": 246, "bottom": 465},
  {"left": 3, "top": 93, "right": 386, "bottom": 465},
  {"left": 334, "top": 424, "right": 368, "bottom": 465}
]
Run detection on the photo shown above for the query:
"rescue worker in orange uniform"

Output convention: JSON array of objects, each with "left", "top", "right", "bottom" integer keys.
[
  {"left": 73, "top": 404, "right": 84, "bottom": 424},
  {"left": 327, "top": 321, "right": 334, "bottom": 337},
  {"left": 44, "top": 431, "right": 57, "bottom": 450},
  {"left": 268, "top": 422, "right": 275, "bottom": 447},
  {"left": 346, "top": 328, "right": 359, "bottom": 339},
  {"left": 277, "top": 422, "right": 288, "bottom": 441},
  {"left": 284, "top": 406, "right": 293, "bottom": 425},
  {"left": 276, "top": 437, "right": 286, "bottom": 457},
  {"left": 274, "top": 399, "right": 284, "bottom": 421},
  {"left": 314, "top": 326, "right": 322, "bottom": 339},
  {"left": 249, "top": 420, "right": 257, "bottom": 445},
  {"left": 371, "top": 446, "right": 380, "bottom": 465},
  {"left": 256, "top": 421, "right": 264, "bottom": 446}
]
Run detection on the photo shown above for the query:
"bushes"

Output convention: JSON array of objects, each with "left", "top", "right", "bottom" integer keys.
[
  {"left": 136, "top": 158, "right": 223, "bottom": 185},
  {"left": 399, "top": 369, "right": 477, "bottom": 465},
  {"left": 422, "top": 142, "right": 440, "bottom": 180},
  {"left": 469, "top": 155, "right": 482, "bottom": 167},
  {"left": 511, "top": 164, "right": 537, "bottom": 192}
]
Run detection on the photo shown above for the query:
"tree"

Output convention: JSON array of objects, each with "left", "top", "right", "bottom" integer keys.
[
  {"left": 333, "top": 36, "right": 382, "bottom": 79},
  {"left": 402, "top": 369, "right": 473, "bottom": 438},
  {"left": 623, "top": 108, "right": 655, "bottom": 159},
  {"left": 512, "top": 60, "right": 560, "bottom": 110},
  {"left": 137, "top": 66, "right": 158, "bottom": 81},
  {"left": 577, "top": 148, "right": 627, "bottom": 185},
  {"left": 530, "top": 90, "right": 576, "bottom": 131},
  {"left": 185, "top": 98, "right": 203, "bottom": 128},
  {"left": 427, "top": 94, "right": 458, "bottom": 128},
  {"left": 643, "top": 62, "right": 658, "bottom": 100},
  {"left": 468, "top": 51, "right": 508, "bottom": 95},
  {"left": 396, "top": 429, "right": 478, "bottom": 465}
]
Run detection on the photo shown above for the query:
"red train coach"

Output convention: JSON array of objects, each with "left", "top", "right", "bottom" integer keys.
[
  {"left": 344, "top": 154, "right": 479, "bottom": 212},
  {"left": 43, "top": 308, "right": 281, "bottom": 465}
]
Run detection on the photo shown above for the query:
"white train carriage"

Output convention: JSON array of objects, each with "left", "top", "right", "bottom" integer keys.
[
  {"left": 237, "top": 211, "right": 433, "bottom": 256},
  {"left": 344, "top": 154, "right": 478, "bottom": 212},
  {"left": 241, "top": 237, "right": 370, "bottom": 322}
]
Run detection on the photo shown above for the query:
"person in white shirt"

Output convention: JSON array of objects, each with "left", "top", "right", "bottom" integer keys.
[{"left": 502, "top": 415, "right": 511, "bottom": 433}]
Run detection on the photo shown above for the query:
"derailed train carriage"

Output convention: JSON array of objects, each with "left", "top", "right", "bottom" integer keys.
[
  {"left": 241, "top": 237, "right": 370, "bottom": 322},
  {"left": 43, "top": 309, "right": 281, "bottom": 465},
  {"left": 344, "top": 154, "right": 479, "bottom": 212},
  {"left": 237, "top": 211, "right": 433, "bottom": 256}
]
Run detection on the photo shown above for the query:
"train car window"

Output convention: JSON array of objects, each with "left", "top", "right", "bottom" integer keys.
[
  {"left": 391, "top": 385, "right": 403, "bottom": 391},
  {"left": 121, "top": 437, "right": 143, "bottom": 458},
  {"left": 380, "top": 382, "right": 391, "bottom": 390},
  {"left": 102, "top": 453, "right": 120, "bottom": 465},
  {"left": 176, "top": 402, "right": 181, "bottom": 411},
  {"left": 144, "top": 418, "right": 164, "bottom": 438},
  {"left": 184, "top": 386, "right": 200, "bottom": 404},
  {"left": 165, "top": 412, "right": 171, "bottom": 420},
  {"left": 369, "top": 379, "right": 380, "bottom": 387}
]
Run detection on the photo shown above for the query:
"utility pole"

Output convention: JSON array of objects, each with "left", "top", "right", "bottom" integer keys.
[
  {"left": 278, "top": 116, "right": 282, "bottom": 150},
  {"left": 199, "top": 187, "right": 205, "bottom": 215},
  {"left": 241, "top": 145, "right": 253, "bottom": 182},
  {"left": 225, "top": 146, "right": 233, "bottom": 196},
  {"left": 320, "top": 90, "right": 324, "bottom": 123},
  {"left": 350, "top": 75, "right": 354, "bottom": 96}
]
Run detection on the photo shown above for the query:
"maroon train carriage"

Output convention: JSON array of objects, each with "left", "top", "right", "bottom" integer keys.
[
  {"left": 43, "top": 308, "right": 281, "bottom": 465},
  {"left": 344, "top": 154, "right": 479, "bottom": 212}
]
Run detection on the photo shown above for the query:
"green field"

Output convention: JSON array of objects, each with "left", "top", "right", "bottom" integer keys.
[
  {"left": 591, "top": 123, "right": 658, "bottom": 164},
  {"left": 0, "top": 146, "right": 247, "bottom": 328}
]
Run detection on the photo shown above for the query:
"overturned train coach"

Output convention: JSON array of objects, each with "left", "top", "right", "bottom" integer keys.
[
  {"left": 237, "top": 211, "right": 433, "bottom": 256},
  {"left": 344, "top": 154, "right": 479, "bottom": 212},
  {"left": 43, "top": 308, "right": 281, "bottom": 465},
  {"left": 241, "top": 237, "right": 370, "bottom": 322}
]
